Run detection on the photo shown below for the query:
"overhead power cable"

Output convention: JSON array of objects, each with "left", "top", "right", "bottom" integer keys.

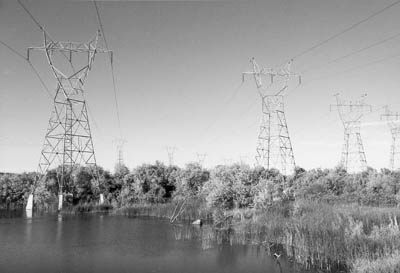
[
  {"left": 290, "top": 0, "right": 400, "bottom": 61},
  {"left": 291, "top": 51, "right": 400, "bottom": 93},
  {"left": 198, "top": 82, "right": 244, "bottom": 139},
  {"left": 17, "top": 0, "right": 45, "bottom": 32},
  {"left": 302, "top": 31, "right": 400, "bottom": 74},
  {"left": 0, "top": 40, "right": 52, "bottom": 100},
  {"left": 17, "top": 0, "right": 77, "bottom": 72},
  {"left": 93, "top": 0, "right": 122, "bottom": 137}
]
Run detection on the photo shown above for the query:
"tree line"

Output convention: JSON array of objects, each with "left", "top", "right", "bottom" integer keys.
[{"left": 1, "top": 163, "right": 400, "bottom": 209}]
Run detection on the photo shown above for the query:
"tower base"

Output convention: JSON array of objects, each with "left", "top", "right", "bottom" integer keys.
[
  {"left": 58, "top": 194, "right": 63, "bottom": 211},
  {"left": 99, "top": 194, "right": 104, "bottom": 205},
  {"left": 26, "top": 194, "right": 34, "bottom": 210}
]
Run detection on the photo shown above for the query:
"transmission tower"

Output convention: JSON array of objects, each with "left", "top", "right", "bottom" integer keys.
[
  {"left": 113, "top": 138, "right": 127, "bottom": 170},
  {"left": 196, "top": 153, "right": 207, "bottom": 166},
  {"left": 166, "top": 146, "right": 177, "bottom": 166},
  {"left": 381, "top": 106, "right": 400, "bottom": 170},
  {"left": 330, "top": 94, "right": 372, "bottom": 173},
  {"left": 239, "top": 154, "right": 250, "bottom": 166},
  {"left": 28, "top": 30, "right": 111, "bottom": 210},
  {"left": 242, "top": 58, "right": 301, "bottom": 175}
]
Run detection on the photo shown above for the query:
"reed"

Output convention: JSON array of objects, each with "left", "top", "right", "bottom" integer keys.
[
  {"left": 169, "top": 200, "right": 400, "bottom": 272},
  {"left": 114, "top": 200, "right": 213, "bottom": 223}
]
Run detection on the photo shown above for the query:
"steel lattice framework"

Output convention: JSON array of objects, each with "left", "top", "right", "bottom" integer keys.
[
  {"left": 29, "top": 30, "right": 111, "bottom": 193},
  {"left": 330, "top": 94, "right": 372, "bottom": 173},
  {"left": 243, "top": 58, "right": 301, "bottom": 175},
  {"left": 166, "top": 146, "right": 177, "bottom": 166},
  {"left": 381, "top": 106, "right": 400, "bottom": 170},
  {"left": 113, "top": 138, "right": 127, "bottom": 169},
  {"left": 196, "top": 153, "right": 207, "bottom": 166}
]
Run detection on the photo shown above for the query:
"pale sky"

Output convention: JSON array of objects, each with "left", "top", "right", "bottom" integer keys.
[{"left": 1, "top": 0, "right": 400, "bottom": 173}]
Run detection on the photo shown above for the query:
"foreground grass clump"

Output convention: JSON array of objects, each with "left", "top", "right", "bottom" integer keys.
[
  {"left": 65, "top": 203, "right": 113, "bottom": 213},
  {"left": 115, "top": 199, "right": 213, "bottom": 223},
  {"left": 112, "top": 199, "right": 400, "bottom": 272},
  {"left": 351, "top": 251, "right": 400, "bottom": 273},
  {"left": 199, "top": 200, "right": 400, "bottom": 272}
]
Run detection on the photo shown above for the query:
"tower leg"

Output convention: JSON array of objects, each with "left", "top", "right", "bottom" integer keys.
[
  {"left": 26, "top": 194, "right": 34, "bottom": 210},
  {"left": 99, "top": 193, "right": 104, "bottom": 205},
  {"left": 58, "top": 194, "right": 63, "bottom": 211}
]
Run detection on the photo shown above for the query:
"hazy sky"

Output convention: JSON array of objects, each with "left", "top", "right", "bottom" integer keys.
[{"left": 1, "top": 0, "right": 400, "bottom": 173}]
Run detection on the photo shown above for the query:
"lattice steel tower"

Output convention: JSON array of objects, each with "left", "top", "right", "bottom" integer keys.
[
  {"left": 196, "top": 153, "right": 207, "bottom": 166},
  {"left": 114, "top": 138, "right": 127, "bottom": 169},
  {"left": 242, "top": 58, "right": 301, "bottom": 175},
  {"left": 166, "top": 146, "right": 177, "bottom": 166},
  {"left": 381, "top": 106, "right": 400, "bottom": 170},
  {"left": 330, "top": 94, "right": 372, "bottom": 173},
  {"left": 28, "top": 30, "right": 111, "bottom": 209}
]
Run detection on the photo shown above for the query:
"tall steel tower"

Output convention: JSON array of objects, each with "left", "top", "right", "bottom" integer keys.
[
  {"left": 242, "top": 58, "right": 301, "bottom": 175},
  {"left": 28, "top": 30, "right": 111, "bottom": 209},
  {"left": 381, "top": 106, "right": 400, "bottom": 170},
  {"left": 196, "top": 153, "right": 207, "bottom": 166},
  {"left": 113, "top": 138, "right": 127, "bottom": 169},
  {"left": 330, "top": 94, "right": 372, "bottom": 173},
  {"left": 166, "top": 146, "right": 177, "bottom": 166}
]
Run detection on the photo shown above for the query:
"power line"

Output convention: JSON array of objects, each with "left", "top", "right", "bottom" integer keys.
[
  {"left": 0, "top": 40, "right": 52, "bottom": 100},
  {"left": 0, "top": 40, "right": 25, "bottom": 60},
  {"left": 93, "top": 0, "right": 122, "bottom": 137},
  {"left": 197, "top": 82, "right": 244, "bottom": 139},
  {"left": 17, "top": 0, "right": 45, "bottom": 32},
  {"left": 27, "top": 62, "right": 53, "bottom": 99},
  {"left": 308, "top": 52, "right": 400, "bottom": 84},
  {"left": 17, "top": 0, "right": 77, "bottom": 72},
  {"left": 290, "top": 0, "right": 400, "bottom": 61},
  {"left": 302, "top": 31, "right": 400, "bottom": 74}
]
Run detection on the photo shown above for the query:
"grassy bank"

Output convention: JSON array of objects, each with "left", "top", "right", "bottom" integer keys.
[
  {"left": 114, "top": 199, "right": 213, "bottom": 223},
  {"left": 223, "top": 201, "right": 400, "bottom": 273},
  {"left": 114, "top": 200, "right": 400, "bottom": 273}
]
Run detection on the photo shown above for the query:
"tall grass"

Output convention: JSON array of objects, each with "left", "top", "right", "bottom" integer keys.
[
  {"left": 169, "top": 200, "right": 400, "bottom": 273},
  {"left": 351, "top": 251, "right": 400, "bottom": 273},
  {"left": 61, "top": 198, "right": 400, "bottom": 272},
  {"left": 114, "top": 199, "right": 213, "bottom": 223}
]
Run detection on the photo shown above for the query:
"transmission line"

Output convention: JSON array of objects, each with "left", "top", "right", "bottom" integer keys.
[
  {"left": 308, "top": 52, "right": 400, "bottom": 84},
  {"left": 93, "top": 0, "right": 122, "bottom": 137},
  {"left": 290, "top": 0, "right": 400, "bottom": 61},
  {"left": 302, "top": 31, "right": 400, "bottom": 74},
  {"left": 198, "top": 82, "right": 244, "bottom": 139},
  {"left": 0, "top": 40, "right": 52, "bottom": 100}
]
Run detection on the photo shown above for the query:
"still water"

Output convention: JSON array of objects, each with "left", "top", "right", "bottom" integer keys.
[{"left": 0, "top": 211, "right": 292, "bottom": 273}]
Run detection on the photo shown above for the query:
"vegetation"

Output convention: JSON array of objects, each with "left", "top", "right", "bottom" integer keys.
[{"left": 1, "top": 163, "right": 400, "bottom": 272}]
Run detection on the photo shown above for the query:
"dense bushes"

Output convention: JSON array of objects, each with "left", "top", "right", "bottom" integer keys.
[{"left": 1, "top": 164, "right": 400, "bottom": 210}]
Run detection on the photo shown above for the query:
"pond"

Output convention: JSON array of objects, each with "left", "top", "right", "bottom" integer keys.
[{"left": 0, "top": 210, "right": 297, "bottom": 273}]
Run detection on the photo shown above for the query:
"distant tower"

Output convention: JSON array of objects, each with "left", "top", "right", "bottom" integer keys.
[
  {"left": 196, "top": 153, "right": 207, "bottom": 166},
  {"left": 113, "top": 138, "right": 127, "bottom": 169},
  {"left": 239, "top": 154, "right": 250, "bottom": 165},
  {"left": 242, "top": 58, "right": 301, "bottom": 175},
  {"left": 166, "top": 146, "right": 177, "bottom": 166},
  {"left": 381, "top": 106, "right": 400, "bottom": 170},
  {"left": 330, "top": 94, "right": 372, "bottom": 173},
  {"left": 28, "top": 30, "right": 111, "bottom": 209}
]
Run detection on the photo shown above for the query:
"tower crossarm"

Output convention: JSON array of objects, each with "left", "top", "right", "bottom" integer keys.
[
  {"left": 242, "top": 58, "right": 301, "bottom": 97},
  {"left": 274, "top": 60, "right": 301, "bottom": 96},
  {"left": 381, "top": 106, "right": 400, "bottom": 130},
  {"left": 242, "top": 57, "right": 275, "bottom": 96},
  {"left": 27, "top": 30, "right": 112, "bottom": 83},
  {"left": 27, "top": 31, "right": 112, "bottom": 61},
  {"left": 330, "top": 93, "right": 372, "bottom": 125}
]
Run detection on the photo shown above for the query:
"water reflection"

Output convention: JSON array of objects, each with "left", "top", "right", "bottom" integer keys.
[
  {"left": 25, "top": 211, "right": 32, "bottom": 245},
  {"left": 56, "top": 213, "right": 62, "bottom": 243},
  {"left": 0, "top": 212, "right": 308, "bottom": 273},
  {"left": 25, "top": 209, "right": 33, "bottom": 219}
]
